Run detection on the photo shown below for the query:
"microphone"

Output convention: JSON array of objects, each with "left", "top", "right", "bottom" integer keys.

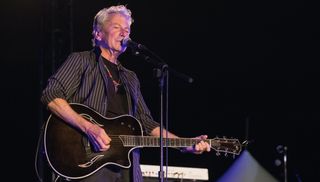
[
  {"left": 121, "top": 37, "right": 146, "bottom": 50},
  {"left": 121, "top": 37, "right": 194, "bottom": 83}
]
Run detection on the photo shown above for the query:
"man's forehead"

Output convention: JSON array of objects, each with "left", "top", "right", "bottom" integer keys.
[{"left": 108, "top": 13, "right": 131, "bottom": 24}]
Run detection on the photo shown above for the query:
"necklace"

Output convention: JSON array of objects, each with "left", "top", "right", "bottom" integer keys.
[{"left": 104, "top": 64, "right": 121, "bottom": 90}]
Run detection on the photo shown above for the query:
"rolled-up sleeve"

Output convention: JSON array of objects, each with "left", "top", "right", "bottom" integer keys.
[
  {"left": 41, "top": 53, "right": 83, "bottom": 106},
  {"left": 135, "top": 80, "right": 160, "bottom": 135}
]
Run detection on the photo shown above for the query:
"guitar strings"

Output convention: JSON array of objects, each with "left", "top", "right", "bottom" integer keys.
[{"left": 107, "top": 135, "right": 201, "bottom": 147}]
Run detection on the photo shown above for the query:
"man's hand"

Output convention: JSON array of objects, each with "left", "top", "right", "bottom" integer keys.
[
  {"left": 86, "top": 123, "right": 112, "bottom": 152},
  {"left": 181, "top": 135, "right": 211, "bottom": 154}
]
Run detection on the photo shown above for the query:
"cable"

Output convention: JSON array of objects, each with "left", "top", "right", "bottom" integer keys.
[{"left": 34, "top": 125, "right": 44, "bottom": 182}]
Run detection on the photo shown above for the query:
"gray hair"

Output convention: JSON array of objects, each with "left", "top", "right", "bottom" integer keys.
[{"left": 92, "top": 5, "right": 133, "bottom": 47}]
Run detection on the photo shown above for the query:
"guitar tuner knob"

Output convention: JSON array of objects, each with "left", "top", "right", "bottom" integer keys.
[
  {"left": 224, "top": 153, "right": 228, "bottom": 157},
  {"left": 216, "top": 152, "right": 220, "bottom": 156}
]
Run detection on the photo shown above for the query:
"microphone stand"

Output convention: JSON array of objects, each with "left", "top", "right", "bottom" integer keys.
[
  {"left": 283, "top": 146, "right": 288, "bottom": 182},
  {"left": 276, "top": 145, "right": 288, "bottom": 182},
  {"left": 157, "top": 64, "right": 168, "bottom": 182},
  {"left": 129, "top": 46, "right": 193, "bottom": 182}
]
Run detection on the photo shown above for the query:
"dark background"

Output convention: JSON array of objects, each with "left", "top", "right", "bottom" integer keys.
[{"left": 2, "top": 0, "right": 319, "bottom": 181}]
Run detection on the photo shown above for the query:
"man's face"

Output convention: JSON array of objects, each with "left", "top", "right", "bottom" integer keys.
[{"left": 99, "top": 13, "right": 131, "bottom": 53}]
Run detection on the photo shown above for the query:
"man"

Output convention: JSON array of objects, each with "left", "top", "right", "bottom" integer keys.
[{"left": 41, "top": 5, "right": 210, "bottom": 182}]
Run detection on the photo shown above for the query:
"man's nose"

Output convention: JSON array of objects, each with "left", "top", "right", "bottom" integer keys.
[{"left": 120, "top": 29, "right": 129, "bottom": 37}]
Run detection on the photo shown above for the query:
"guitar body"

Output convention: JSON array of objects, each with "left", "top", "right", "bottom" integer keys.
[{"left": 44, "top": 103, "right": 143, "bottom": 180}]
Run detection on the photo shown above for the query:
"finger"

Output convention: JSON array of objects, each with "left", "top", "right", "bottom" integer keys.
[
  {"left": 195, "top": 143, "right": 204, "bottom": 152},
  {"left": 200, "top": 135, "right": 208, "bottom": 139},
  {"left": 195, "top": 144, "right": 200, "bottom": 151},
  {"left": 102, "top": 136, "right": 111, "bottom": 145},
  {"left": 196, "top": 145, "right": 204, "bottom": 154},
  {"left": 97, "top": 139, "right": 111, "bottom": 151},
  {"left": 206, "top": 143, "right": 211, "bottom": 152},
  {"left": 99, "top": 145, "right": 110, "bottom": 151},
  {"left": 199, "top": 141, "right": 206, "bottom": 148},
  {"left": 194, "top": 145, "right": 201, "bottom": 154},
  {"left": 99, "top": 129, "right": 112, "bottom": 145},
  {"left": 198, "top": 141, "right": 209, "bottom": 152}
]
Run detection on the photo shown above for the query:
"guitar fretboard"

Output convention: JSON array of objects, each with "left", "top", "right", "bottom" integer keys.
[{"left": 118, "top": 135, "right": 211, "bottom": 147}]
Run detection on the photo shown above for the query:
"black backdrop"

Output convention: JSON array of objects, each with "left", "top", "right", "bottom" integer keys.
[{"left": 2, "top": 0, "right": 319, "bottom": 181}]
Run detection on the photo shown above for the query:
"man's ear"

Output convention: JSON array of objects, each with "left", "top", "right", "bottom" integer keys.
[{"left": 94, "top": 30, "right": 103, "bottom": 41}]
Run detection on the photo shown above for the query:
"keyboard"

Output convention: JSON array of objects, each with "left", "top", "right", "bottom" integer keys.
[{"left": 140, "top": 164, "right": 209, "bottom": 181}]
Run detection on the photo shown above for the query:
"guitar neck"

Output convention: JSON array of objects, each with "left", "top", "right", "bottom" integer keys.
[
  {"left": 119, "top": 135, "right": 210, "bottom": 147},
  {"left": 118, "top": 135, "right": 242, "bottom": 155}
]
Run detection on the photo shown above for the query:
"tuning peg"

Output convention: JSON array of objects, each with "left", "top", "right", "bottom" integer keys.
[
  {"left": 242, "top": 140, "right": 249, "bottom": 146},
  {"left": 233, "top": 154, "right": 235, "bottom": 159},
  {"left": 216, "top": 152, "right": 220, "bottom": 156},
  {"left": 224, "top": 153, "right": 228, "bottom": 157}
]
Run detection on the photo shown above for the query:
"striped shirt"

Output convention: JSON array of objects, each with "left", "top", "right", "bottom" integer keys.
[{"left": 41, "top": 47, "right": 160, "bottom": 182}]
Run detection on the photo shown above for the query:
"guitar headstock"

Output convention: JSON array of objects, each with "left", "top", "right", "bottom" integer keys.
[{"left": 210, "top": 137, "right": 242, "bottom": 157}]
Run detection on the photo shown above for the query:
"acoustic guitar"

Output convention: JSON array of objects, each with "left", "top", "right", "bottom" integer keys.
[{"left": 43, "top": 103, "right": 242, "bottom": 180}]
